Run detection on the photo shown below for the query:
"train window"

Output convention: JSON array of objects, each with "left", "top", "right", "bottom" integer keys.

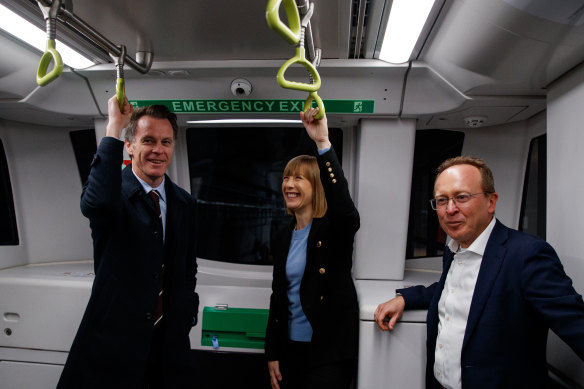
[
  {"left": 406, "top": 130, "right": 465, "bottom": 258},
  {"left": 70, "top": 129, "right": 97, "bottom": 185},
  {"left": 519, "top": 134, "right": 546, "bottom": 239},
  {"left": 0, "top": 139, "right": 19, "bottom": 245},
  {"left": 186, "top": 126, "right": 343, "bottom": 265}
]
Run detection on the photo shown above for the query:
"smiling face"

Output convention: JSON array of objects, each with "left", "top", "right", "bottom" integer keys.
[
  {"left": 282, "top": 169, "right": 314, "bottom": 217},
  {"left": 125, "top": 115, "right": 174, "bottom": 187},
  {"left": 434, "top": 164, "right": 498, "bottom": 248}
]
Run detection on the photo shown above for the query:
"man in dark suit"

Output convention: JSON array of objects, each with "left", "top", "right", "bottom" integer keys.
[
  {"left": 374, "top": 156, "right": 584, "bottom": 389},
  {"left": 58, "top": 96, "right": 199, "bottom": 388}
]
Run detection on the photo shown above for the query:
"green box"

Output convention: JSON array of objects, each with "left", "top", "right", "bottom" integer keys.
[{"left": 201, "top": 306, "right": 269, "bottom": 349}]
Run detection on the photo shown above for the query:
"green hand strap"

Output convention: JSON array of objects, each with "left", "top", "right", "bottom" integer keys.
[
  {"left": 36, "top": 39, "right": 64, "bottom": 87},
  {"left": 304, "top": 92, "right": 325, "bottom": 119},
  {"left": 266, "top": 0, "right": 301, "bottom": 45},
  {"left": 276, "top": 47, "right": 321, "bottom": 92},
  {"left": 116, "top": 77, "right": 125, "bottom": 112}
]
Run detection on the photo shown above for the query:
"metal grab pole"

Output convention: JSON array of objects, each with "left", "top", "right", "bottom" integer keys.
[{"left": 37, "top": 0, "right": 153, "bottom": 74}]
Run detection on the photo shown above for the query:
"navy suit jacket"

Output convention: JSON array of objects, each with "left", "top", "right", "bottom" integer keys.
[
  {"left": 58, "top": 137, "right": 199, "bottom": 388},
  {"left": 400, "top": 220, "right": 584, "bottom": 389}
]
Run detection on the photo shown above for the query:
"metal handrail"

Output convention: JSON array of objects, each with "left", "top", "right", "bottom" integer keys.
[{"left": 37, "top": 0, "right": 153, "bottom": 74}]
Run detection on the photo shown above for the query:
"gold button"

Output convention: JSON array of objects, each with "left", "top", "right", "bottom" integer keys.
[
  {"left": 316, "top": 241, "right": 322, "bottom": 247},
  {"left": 319, "top": 267, "right": 326, "bottom": 274},
  {"left": 329, "top": 173, "right": 334, "bottom": 178},
  {"left": 325, "top": 162, "right": 331, "bottom": 167},
  {"left": 320, "top": 295, "right": 324, "bottom": 301},
  {"left": 328, "top": 167, "right": 332, "bottom": 172},
  {"left": 332, "top": 179, "right": 337, "bottom": 184}
]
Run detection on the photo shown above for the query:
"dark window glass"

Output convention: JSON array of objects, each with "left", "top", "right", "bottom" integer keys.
[
  {"left": 187, "top": 127, "right": 343, "bottom": 265},
  {"left": 519, "top": 134, "right": 546, "bottom": 239},
  {"left": 406, "top": 130, "right": 465, "bottom": 258},
  {"left": 0, "top": 139, "right": 18, "bottom": 245},
  {"left": 69, "top": 129, "right": 97, "bottom": 185}
]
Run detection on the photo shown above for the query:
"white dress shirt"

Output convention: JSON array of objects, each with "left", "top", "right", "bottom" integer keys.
[{"left": 434, "top": 217, "right": 496, "bottom": 389}]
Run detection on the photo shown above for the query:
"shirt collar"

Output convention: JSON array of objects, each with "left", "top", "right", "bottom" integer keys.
[
  {"left": 447, "top": 217, "right": 496, "bottom": 256},
  {"left": 131, "top": 168, "right": 166, "bottom": 203}
]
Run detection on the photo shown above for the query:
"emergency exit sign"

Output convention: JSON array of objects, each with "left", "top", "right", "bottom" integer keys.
[{"left": 129, "top": 99, "right": 374, "bottom": 114}]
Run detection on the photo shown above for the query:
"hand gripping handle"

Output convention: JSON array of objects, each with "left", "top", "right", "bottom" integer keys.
[{"left": 304, "top": 92, "right": 325, "bottom": 119}]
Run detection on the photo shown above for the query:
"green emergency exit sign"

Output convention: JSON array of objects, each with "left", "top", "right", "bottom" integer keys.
[{"left": 129, "top": 99, "right": 374, "bottom": 114}]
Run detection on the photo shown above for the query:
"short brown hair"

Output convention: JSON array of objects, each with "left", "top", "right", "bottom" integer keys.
[
  {"left": 124, "top": 105, "right": 178, "bottom": 143},
  {"left": 283, "top": 155, "right": 328, "bottom": 218},
  {"left": 435, "top": 156, "right": 495, "bottom": 194}
]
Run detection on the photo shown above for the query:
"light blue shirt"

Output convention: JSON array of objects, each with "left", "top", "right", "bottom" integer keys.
[
  {"left": 132, "top": 169, "right": 167, "bottom": 242},
  {"left": 286, "top": 220, "right": 313, "bottom": 341}
]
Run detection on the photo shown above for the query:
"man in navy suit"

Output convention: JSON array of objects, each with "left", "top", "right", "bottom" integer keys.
[
  {"left": 374, "top": 156, "right": 584, "bottom": 389},
  {"left": 58, "top": 96, "right": 199, "bottom": 388}
]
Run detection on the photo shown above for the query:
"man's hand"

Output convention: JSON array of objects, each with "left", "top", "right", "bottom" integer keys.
[
  {"left": 374, "top": 295, "right": 405, "bottom": 331},
  {"left": 300, "top": 107, "right": 331, "bottom": 151},
  {"left": 268, "top": 360, "right": 282, "bottom": 389},
  {"left": 105, "top": 95, "right": 133, "bottom": 139}
]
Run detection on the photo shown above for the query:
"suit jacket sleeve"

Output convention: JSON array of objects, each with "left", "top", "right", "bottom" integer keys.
[
  {"left": 522, "top": 239, "right": 584, "bottom": 359},
  {"left": 80, "top": 137, "right": 124, "bottom": 220}
]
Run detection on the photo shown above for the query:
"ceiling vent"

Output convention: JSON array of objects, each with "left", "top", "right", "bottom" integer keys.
[{"left": 464, "top": 116, "right": 488, "bottom": 128}]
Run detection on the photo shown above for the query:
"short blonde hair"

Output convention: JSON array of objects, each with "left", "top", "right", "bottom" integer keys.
[{"left": 283, "top": 155, "right": 328, "bottom": 218}]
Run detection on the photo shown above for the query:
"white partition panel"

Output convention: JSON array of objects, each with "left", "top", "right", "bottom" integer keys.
[
  {"left": 546, "top": 63, "right": 584, "bottom": 385},
  {"left": 354, "top": 119, "right": 416, "bottom": 280}
]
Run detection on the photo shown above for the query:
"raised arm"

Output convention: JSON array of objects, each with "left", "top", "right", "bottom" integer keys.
[{"left": 301, "top": 107, "right": 331, "bottom": 151}]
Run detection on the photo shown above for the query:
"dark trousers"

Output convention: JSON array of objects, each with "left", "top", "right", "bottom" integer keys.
[
  {"left": 279, "top": 340, "right": 355, "bottom": 389},
  {"left": 143, "top": 324, "right": 165, "bottom": 389}
]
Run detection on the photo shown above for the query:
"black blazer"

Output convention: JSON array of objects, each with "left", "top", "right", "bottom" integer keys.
[
  {"left": 400, "top": 221, "right": 584, "bottom": 389},
  {"left": 265, "top": 147, "right": 360, "bottom": 366},
  {"left": 58, "top": 137, "right": 199, "bottom": 388}
]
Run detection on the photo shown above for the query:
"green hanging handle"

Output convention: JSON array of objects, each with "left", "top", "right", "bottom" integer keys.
[
  {"left": 116, "top": 77, "right": 125, "bottom": 112},
  {"left": 266, "top": 0, "right": 301, "bottom": 45},
  {"left": 36, "top": 39, "right": 64, "bottom": 86},
  {"left": 36, "top": 0, "right": 64, "bottom": 87},
  {"left": 276, "top": 46, "right": 321, "bottom": 92},
  {"left": 304, "top": 91, "right": 325, "bottom": 119},
  {"left": 110, "top": 45, "right": 126, "bottom": 112}
]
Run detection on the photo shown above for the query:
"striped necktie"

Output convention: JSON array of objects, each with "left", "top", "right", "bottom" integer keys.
[{"left": 148, "top": 190, "right": 164, "bottom": 327}]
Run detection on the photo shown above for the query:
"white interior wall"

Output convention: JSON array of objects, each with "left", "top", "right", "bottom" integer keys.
[
  {"left": 461, "top": 118, "right": 537, "bottom": 230},
  {"left": 545, "top": 62, "right": 584, "bottom": 387},
  {"left": 0, "top": 119, "right": 92, "bottom": 268},
  {"left": 353, "top": 118, "right": 416, "bottom": 280}
]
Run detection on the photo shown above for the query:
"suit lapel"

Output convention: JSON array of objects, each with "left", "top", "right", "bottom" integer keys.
[{"left": 462, "top": 221, "right": 508, "bottom": 349}]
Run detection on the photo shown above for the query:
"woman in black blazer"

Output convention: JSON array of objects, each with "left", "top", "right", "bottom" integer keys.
[{"left": 265, "top": 108, "right": 360, "bottom": 389}]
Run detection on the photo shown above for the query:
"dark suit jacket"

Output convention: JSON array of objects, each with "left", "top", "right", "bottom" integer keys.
[
  {"left": 400, "top": 220, "right": 584, "bottom": 389},
  {"left": 58, "top": 137, "right": 199, "bottom": 388},
  {"left": 265, "top": 147, "right": 360, "bottom": 366}
]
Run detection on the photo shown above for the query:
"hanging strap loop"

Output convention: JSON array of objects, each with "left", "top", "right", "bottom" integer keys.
[
  {"left": 266, "top": 0, "right": 301, "bottom": 45},
  {"left": 304, "top": 92, "right": 325, "bottom": 119},
  {"left": 36, "top": 0, "right": 64, "bottom": 86}
]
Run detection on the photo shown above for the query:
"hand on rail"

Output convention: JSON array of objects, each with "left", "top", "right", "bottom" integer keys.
[{"left": 374, "top": 295, "right": 405, "bottom": 331}]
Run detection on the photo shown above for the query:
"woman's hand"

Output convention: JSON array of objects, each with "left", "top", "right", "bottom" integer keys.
[
  {"left": 268, "top": 360, "right": 283, "bottom": 389},
  {"left": 301, "top": 107, "right": 331, "bottom": 151}
]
